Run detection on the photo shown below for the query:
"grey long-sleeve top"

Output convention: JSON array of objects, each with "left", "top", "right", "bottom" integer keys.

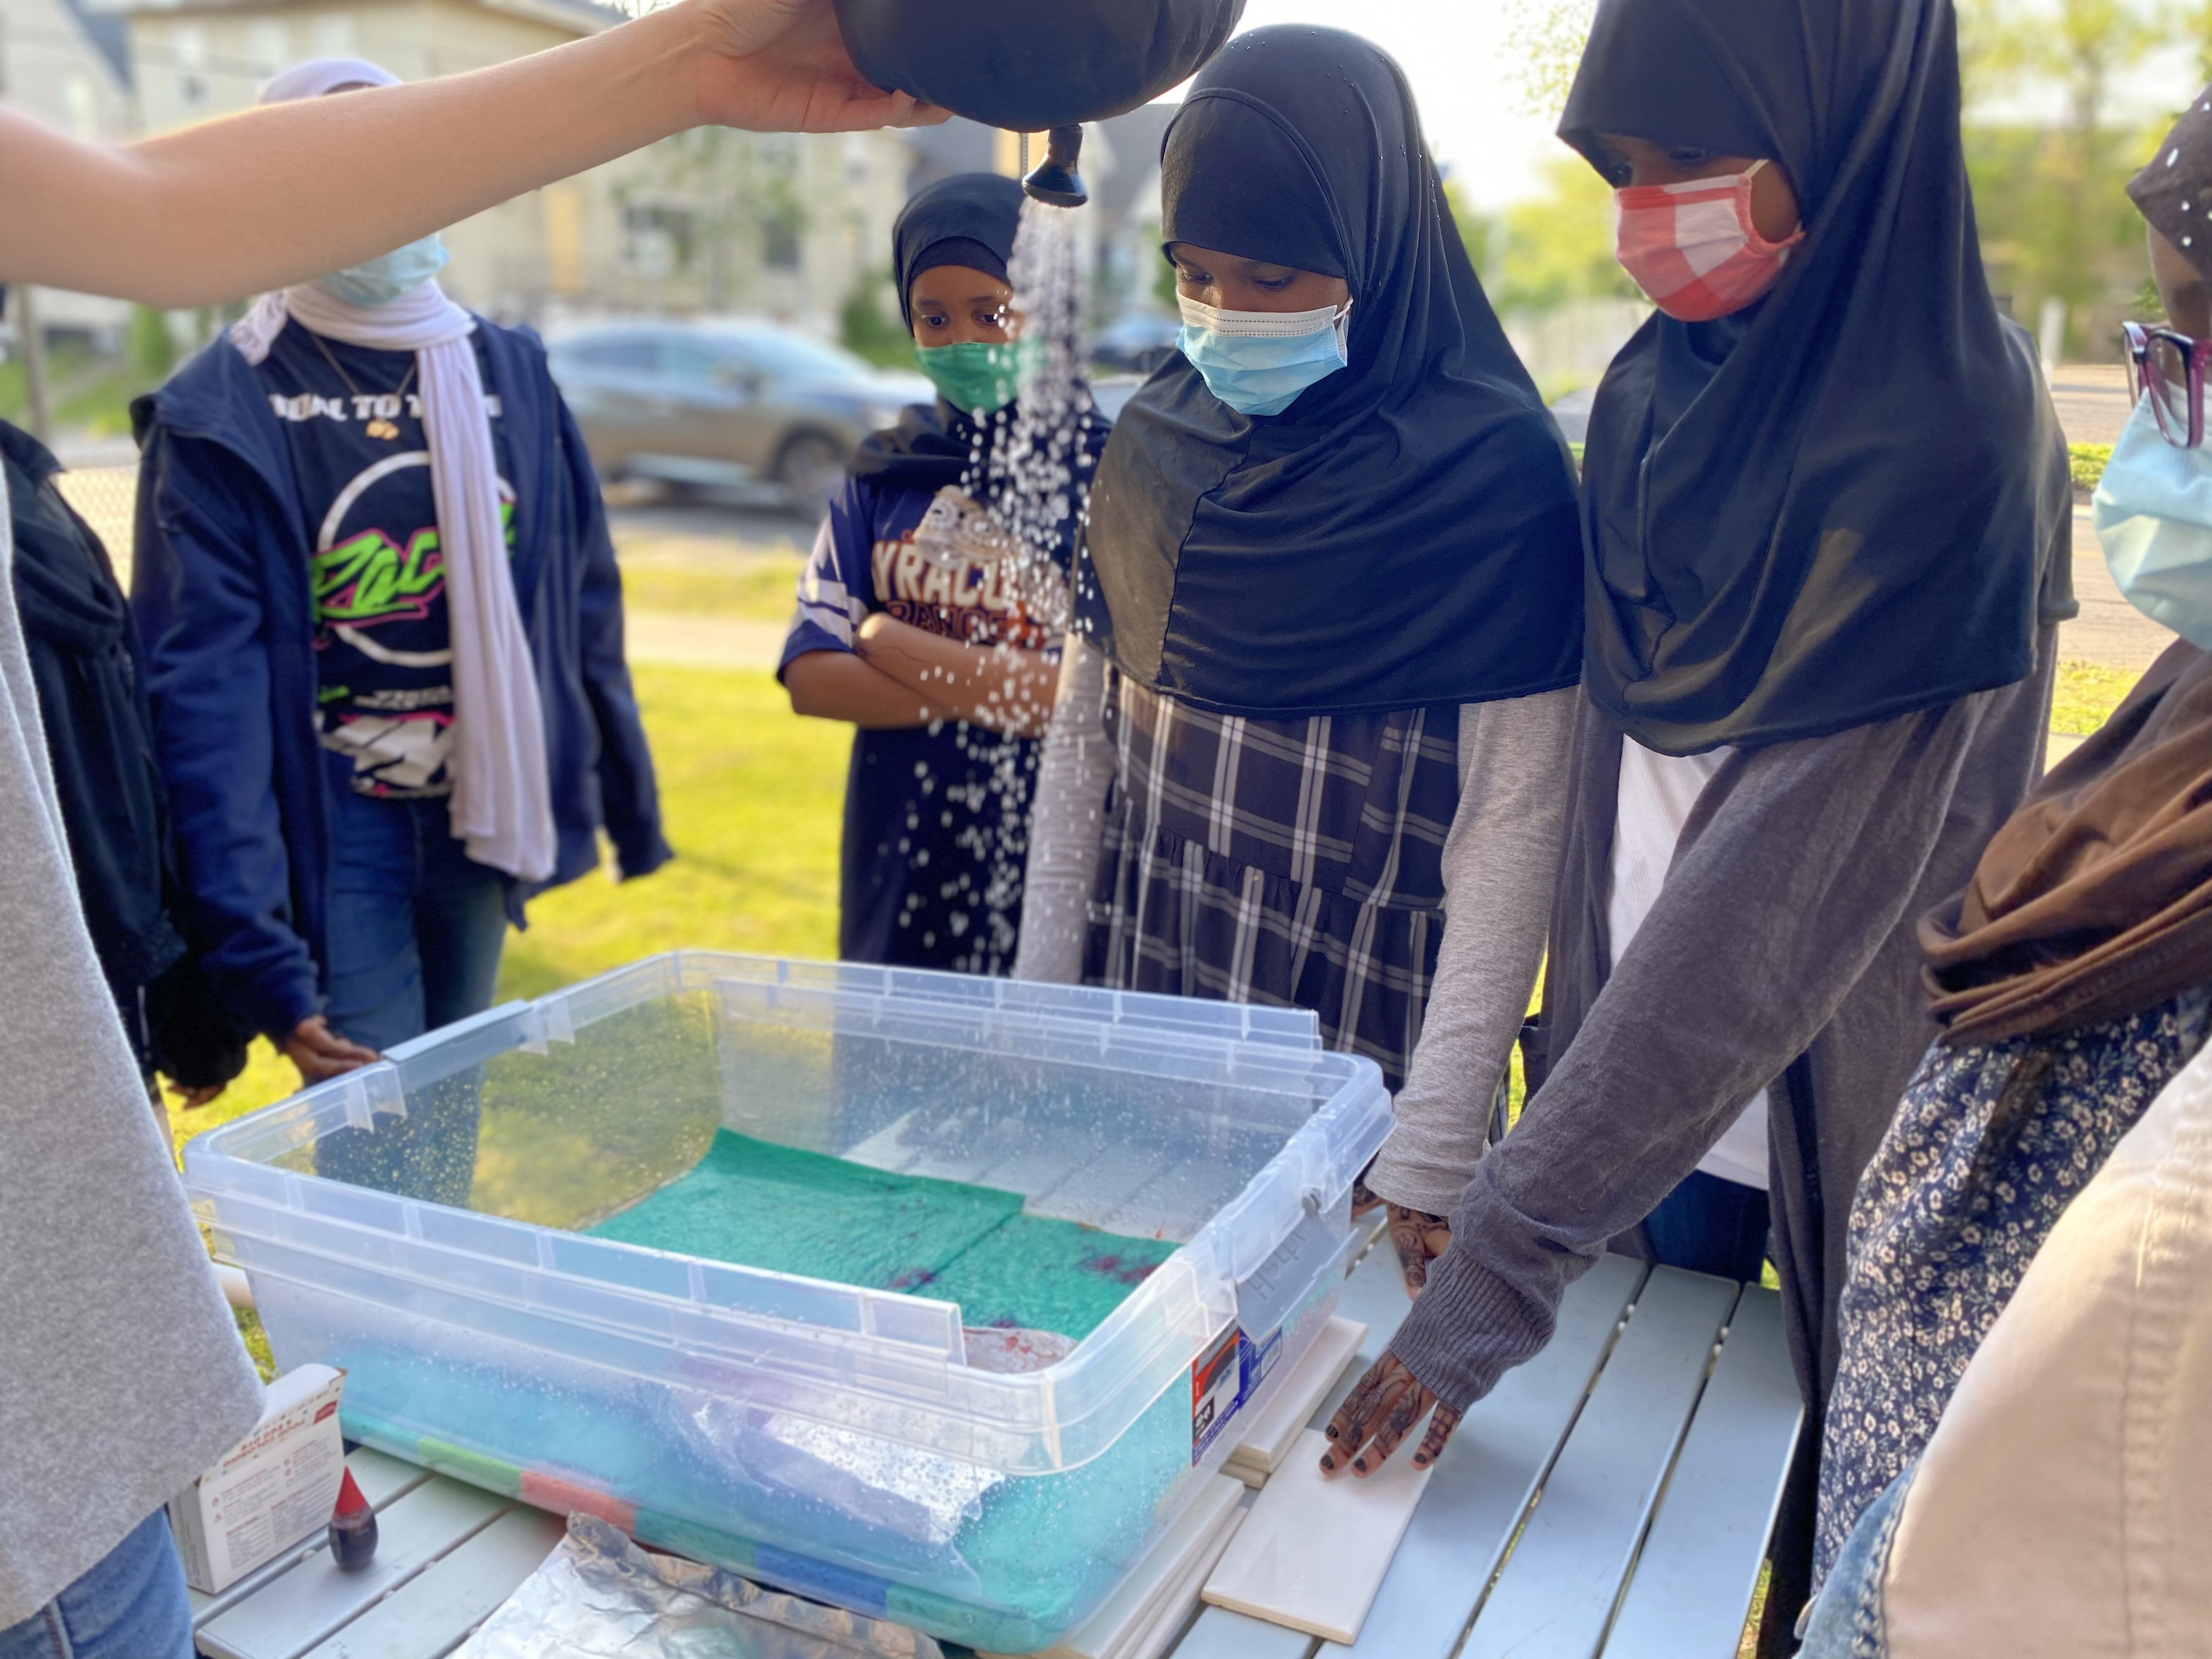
[
  {"left": 1015, "top": 636, "right": 1576, "bottom": 1161},
  {"left": 0, "top": 481, "right": 263, "bottom": 1624},
  {"left": 1391, "top": 659, "right": 2055, "bottom": 1413}
]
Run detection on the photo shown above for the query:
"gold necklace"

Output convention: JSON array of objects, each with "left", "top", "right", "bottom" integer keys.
[{"left": 308, "top": 331, "right": 419, "bottom": 441}]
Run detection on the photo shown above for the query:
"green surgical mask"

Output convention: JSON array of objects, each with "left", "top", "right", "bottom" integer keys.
[{"left": 915, "top": 340, "right": 1041, "bottom": 416}]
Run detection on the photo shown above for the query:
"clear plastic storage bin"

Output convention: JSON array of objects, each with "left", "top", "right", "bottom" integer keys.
[{"left": 185, "top": 954, "right": 1391, "bottom": 1650}]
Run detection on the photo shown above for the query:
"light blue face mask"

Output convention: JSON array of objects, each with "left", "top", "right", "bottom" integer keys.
[
  {"left": 319, "top": 233, "right": 450, "bottom": 308},
  {"left": 1176, "top": 294, "right": 1351, "bottom": 417},
  {"left": 2094, "top": 392, "right": 2212, "bottom": 650}
]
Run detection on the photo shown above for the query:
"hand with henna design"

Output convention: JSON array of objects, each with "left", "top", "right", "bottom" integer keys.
[
  {"left": 1318, "top": 1351, "right": 1460, "bottom": 1477},
  {"left": 1387, "top": 1204, "right": 1452, "bottom": 1298},
  {"left": 1351, "top": 1167, "right": 1383, "bottom": 1217}
]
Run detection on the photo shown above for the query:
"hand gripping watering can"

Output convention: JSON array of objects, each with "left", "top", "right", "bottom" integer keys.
[{"left": 834, "top": 0, "right": 1246, "bottom": 205}]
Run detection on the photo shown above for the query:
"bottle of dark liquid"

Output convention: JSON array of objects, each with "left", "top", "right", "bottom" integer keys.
[{"left": 328, "top": 1468, "right": 379, "bottom": 1571}]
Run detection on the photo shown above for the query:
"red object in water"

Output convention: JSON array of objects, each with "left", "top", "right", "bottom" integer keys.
[{"left": 328, "top": 1469, "right": 379, "bottom": 1572}]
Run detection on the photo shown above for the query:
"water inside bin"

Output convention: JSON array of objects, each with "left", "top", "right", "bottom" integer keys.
[
  {"left": 194, "top": 955, "right": 1385, "bottom": 1651},
  {"left": 584, "top": 1130, "right": 1180, "bottom": 1340}
]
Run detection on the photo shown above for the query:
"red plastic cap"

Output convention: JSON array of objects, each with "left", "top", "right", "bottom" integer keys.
[{"left": 333, "top": 1468, "right": 370, "bottom": 1519}]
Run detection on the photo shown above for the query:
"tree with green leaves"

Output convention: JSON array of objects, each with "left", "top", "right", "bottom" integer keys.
[{"left": 1959, "top": 0, "right": 2165, "bottom": 357}]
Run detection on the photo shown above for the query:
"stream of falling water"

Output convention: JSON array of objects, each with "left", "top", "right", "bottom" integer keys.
[{"left": 934, "top": 198, "right": 1095, "bottom": 972}]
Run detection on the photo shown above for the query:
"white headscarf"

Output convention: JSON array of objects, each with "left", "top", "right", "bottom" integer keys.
[{"left": 233, "top": 57, "right": 556, "bottom": 883}]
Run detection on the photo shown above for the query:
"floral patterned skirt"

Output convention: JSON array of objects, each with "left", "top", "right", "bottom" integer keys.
[{"left": 1814, "top": 989, "right": 2211, "bottom": 1584}]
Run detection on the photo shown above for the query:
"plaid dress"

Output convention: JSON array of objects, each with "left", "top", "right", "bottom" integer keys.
[{"left": 1082, "top": 669, "right": 1462, "bottom": 1090}]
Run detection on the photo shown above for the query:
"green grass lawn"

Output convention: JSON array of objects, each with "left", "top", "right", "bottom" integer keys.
[
  {"left": 2053, "top": 658, "right": 2143, "bottom": 736},
  {"left": 615, "top": 547, "right": 809, "bottom": 619},
  {"left": 166, "top": 664, "right": 849, "bottom": 1154}
]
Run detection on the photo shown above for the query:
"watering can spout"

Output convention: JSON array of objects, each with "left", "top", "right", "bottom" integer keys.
[{"left": 1024, "top": 126, "right": 1088, "bottom": 208}]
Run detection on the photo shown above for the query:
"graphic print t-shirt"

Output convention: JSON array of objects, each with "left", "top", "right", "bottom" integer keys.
[
  {"left": 257, "top": 319, "right": 515, "bottom": 798},
  {"left": 779, "top": 477, "right": 1070, "bottom": 973}
]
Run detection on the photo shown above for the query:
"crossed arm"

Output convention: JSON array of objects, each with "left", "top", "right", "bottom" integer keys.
[{"left": 785, "top": 616, "right": 1058, "bottom": 736}]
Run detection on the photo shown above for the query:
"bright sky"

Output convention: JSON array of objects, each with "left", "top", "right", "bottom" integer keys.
[
  {"left": 1186, "top": 0, "right": 2212, "bottom": 208},
  {"left": 1215, "top": 0, "right": 1578, "bottom": 210}
]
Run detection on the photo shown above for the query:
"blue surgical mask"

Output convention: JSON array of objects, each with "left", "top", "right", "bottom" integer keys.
[
  {"left": 2094, "top": 392, "right": 2212, "bottom": 649},
  {"left": 319, "top": 233, "right": 450, "bottom": 308},
  {"left": 1176, "top": 295, "right": 1351, "bottom": 417}
]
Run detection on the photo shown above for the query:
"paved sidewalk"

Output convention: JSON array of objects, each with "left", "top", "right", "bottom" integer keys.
[
  {"left": 2050, "top": 362, "right": 2133, "bottom": 448},
  {"left": 2066, "top": 507, "right": 2174, "bottom": 674}
]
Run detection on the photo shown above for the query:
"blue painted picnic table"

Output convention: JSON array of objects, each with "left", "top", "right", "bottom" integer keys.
[{"left": 190, "top": 1225, "right": 1801, "bottom": 1659}]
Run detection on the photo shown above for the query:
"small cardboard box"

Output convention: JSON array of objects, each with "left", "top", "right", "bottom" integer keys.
[{"left": 168, "top": 1364, "right": 347, "bottom": 1594}]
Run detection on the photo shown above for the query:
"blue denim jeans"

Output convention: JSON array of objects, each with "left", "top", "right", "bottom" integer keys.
[
  {"left": 0, "top": 1510, "right": 192, "bottom": 1659},
  {"left": 313, "top": 790, "right": 508, "bottom": 1205},
  {"left": 1641, "top": 1169, "right": 1773, "bottom": 1282}
]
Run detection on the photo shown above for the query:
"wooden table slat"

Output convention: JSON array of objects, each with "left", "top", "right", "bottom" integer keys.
[
  {"left": 1460, "top": 1268, "right": 1742, "bottom": 1659},
  {"left": 295, "top": 1506, "right": 567, "bottom": 1659},
  {"left": 188, "top": 1449, "right": 437, "bottom": 1629},
  {"left": 1600, "top": 1287, "right": 1804, "bottom": 1659},
  {"left": 1171, "top": 1605, "right": 1317, "bottom": 1659},
  {"left": 196, "top": 1234, "right": 1795, "bottom": 1659},
  {"left": 196, "top": 1479, "right": 511, "bottom": 1659},
  {"left": 1319, "top": 1254, "right": 1648, "bottom": 1659}
]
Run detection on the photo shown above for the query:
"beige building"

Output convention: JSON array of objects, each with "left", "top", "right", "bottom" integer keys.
[{"left": 81, "top": 0, "right": 912, "bottom": 330}]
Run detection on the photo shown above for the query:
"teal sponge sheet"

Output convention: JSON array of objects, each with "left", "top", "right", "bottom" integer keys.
[
  {"left": 589, "top": 1130, "right": 1175, "bottom": 1340},
  {"left": 918, "top": 1214, "right": 1177, "bottom": 1339},
  {"left": 587, "top": 1130, "right": 1022, "bottom": 1291}
]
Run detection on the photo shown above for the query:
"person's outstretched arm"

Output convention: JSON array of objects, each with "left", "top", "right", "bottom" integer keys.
[{"left": 0, "top": 0, "right": 938, "bottom": 306}]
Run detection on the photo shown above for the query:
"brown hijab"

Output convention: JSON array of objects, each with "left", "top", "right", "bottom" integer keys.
[{"left": 1923, "top": 642, "right": 2212, "bottom": 1042}]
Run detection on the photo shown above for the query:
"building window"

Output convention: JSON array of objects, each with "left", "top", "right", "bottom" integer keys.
[
  {"left": 759, "top": 190, "right": 805, "bottom": 273},
  {"left": 66, "top": 74, "right": 97, "bottom": 139},
  {"left": 622, "top": 204, "right": 695, "bottom": 280},
  {"left": 842, "top": 132, "right": 872, "bottom": 187},
  {"left": 172, "top": 23, "right": 208, "bottom": 106}
]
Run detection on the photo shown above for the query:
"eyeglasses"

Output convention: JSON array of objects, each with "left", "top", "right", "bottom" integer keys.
[{"left": 2123, "top": 320, "right": 2212, "bottom": 449}]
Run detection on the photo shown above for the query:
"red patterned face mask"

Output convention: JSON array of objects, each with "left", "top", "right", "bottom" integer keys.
[{"left": 1615, "top": 160, "right": 1804, "bottom": 322}]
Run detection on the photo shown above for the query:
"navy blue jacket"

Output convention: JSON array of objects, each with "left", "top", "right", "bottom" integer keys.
[{"left": 131, "top": 319, "right": 670, "bottom": 1041}]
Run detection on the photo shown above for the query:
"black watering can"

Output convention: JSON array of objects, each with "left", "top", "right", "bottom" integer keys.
[{"left": 834, "top": 0, "right": 1245, "bottom": 206}]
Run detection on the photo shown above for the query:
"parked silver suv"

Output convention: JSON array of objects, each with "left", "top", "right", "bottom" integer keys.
[{"left": 548, "top": 319, "right": 932, "bottom": 515}]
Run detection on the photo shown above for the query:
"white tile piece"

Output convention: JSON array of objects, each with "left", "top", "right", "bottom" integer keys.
[
  {"left": 984, "top": 1476, "right": 1244, "bottom": 1659},
  {"left": 1232, "top": 1318, "right": 1366, "bottom": 1476},
  {"left": 1115, "top": 1508, "right": 1248, "bottom": 1659},
  {"left": 1202, "top": 1430, "right": 1434, "bottom": 1644}
]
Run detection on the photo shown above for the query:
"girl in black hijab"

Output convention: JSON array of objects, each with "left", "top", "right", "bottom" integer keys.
[
  {"left": 1015, "top": 26, "right": 1585, "bottom": 1120},
  {"left": 779, "top": 173, "right": 1108, "bottom": 973},
  {"left": 1318, "top": 0, "right": 2074, "bottom": 1636}
]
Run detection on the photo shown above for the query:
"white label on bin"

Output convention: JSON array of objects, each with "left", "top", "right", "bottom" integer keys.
[{"left": 1192, "top": 1325, "right": 1244, "bottom": 1463}]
